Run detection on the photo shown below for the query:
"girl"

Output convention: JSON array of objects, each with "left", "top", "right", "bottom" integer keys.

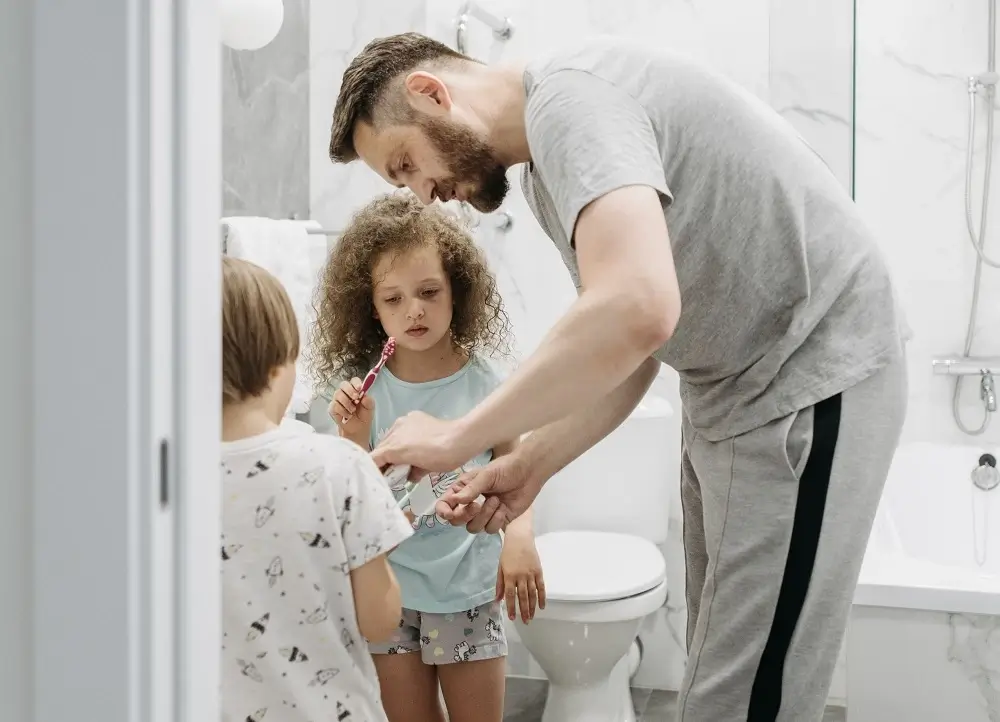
[{"left": 310, "top": 192, "right": 545, "bottom": 722}]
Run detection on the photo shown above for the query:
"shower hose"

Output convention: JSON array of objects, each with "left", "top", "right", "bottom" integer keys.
[{"left": 954, "top": 78, "right": 999, "bottom": 435}]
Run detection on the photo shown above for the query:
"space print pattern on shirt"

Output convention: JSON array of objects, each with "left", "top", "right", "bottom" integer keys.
[{"left": 221, "top": 427, "right": 412, "bottom": 722}]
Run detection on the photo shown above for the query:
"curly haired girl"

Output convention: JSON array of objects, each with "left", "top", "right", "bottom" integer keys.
[{"left": 309, "top": 192, "right": 545, "bottom": 722}]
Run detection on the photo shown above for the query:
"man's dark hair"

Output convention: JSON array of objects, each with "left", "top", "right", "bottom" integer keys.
[{"left": 329, "top": 33, "right": 475, "bottom": 163}]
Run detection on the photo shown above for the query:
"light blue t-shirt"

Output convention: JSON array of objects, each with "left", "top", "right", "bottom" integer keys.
[{"left": 367, "top": 355, "right": 505, "bottom": 613}]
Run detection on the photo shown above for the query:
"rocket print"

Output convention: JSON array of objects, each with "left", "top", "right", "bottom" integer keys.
[
  {"left": 265, "top": 557, "right": 283, "bottom": 588},
  {"left": 279, "top": 646, "right": 309, "bottom": 662},
  {"left": 245, "top": 708, "right": 267, "bottom": 722},
  {"left": 303, "top": 603, "right": 328, "bottom": 624},
  {"left": 246, "top": 452, "right": 277, "bottom": 478},
  {"left": 340, "top": 495, "right": 355, "bottom": 537},
  {"left": 299, "top": 467, "right": 323, "bottom": 487},
  {"left": 299, "top": 532, "right": 331, "bottom": 549},
  {"left": 221, "top": 544, "right": 243, "bottom": 561},
  {"left": 237, "top": 658, "right": 264, "bottom": 683},
  {"left": 255, "top": 497, "right": 276, "bottom": 528},
  {"left": 307, "top": 668, "right": 340, "bottom": 687},
  {"left": 336, "top": 702, "right": 352, "bottom": 720},
  {"left": 340, "top": 624, "right": 355, "bottom": 650},
  {"left": 246, "top": 613, "right": 270, "bottom": 641}
]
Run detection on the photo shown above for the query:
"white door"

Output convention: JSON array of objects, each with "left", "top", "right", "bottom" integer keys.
[{"left": 28, "top": 1, "right": 220, "bottom": 720}]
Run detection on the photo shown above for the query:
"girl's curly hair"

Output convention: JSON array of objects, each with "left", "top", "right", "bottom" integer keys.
[{"left": 309, "top": 192, "right": 512, "bottom": 391}]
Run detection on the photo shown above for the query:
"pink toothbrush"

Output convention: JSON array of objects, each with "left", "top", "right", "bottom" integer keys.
[{"left": 343, "top": 337, "right": 396, "bottom": 423}]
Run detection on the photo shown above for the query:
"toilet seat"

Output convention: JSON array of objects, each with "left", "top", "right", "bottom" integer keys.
[{"left": 535, "top": 531, "right": 666, "bottom": 602}]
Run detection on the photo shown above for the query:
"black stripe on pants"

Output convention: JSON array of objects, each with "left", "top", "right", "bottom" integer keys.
[{"left": 746, "top": 393, "right": 842, "bottom": 721}]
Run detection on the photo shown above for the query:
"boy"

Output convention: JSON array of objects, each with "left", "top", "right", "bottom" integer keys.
[{"left": 221, "top": 256, "right": 413, "bottom": 722}]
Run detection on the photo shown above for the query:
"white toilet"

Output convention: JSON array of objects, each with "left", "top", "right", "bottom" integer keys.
[{"left": 514, "top": 392, "right": 675, "bottom": 722}]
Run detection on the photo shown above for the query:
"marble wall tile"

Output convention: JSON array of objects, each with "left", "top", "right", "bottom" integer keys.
[
  {"left": 768, "top": 0, "right": 855, "bottom": 192},
  {"left": 309, "top": 0, "right": 427, "bottom": 237},
  {"left": 223, "top": 0, "right": 310, "bottom": 219},
  {"left": 854, "top": 0, "right": 1000, "bottom": 447},
  {"left": 849, "top": 606, "right": 1000, "bottom": 721}
]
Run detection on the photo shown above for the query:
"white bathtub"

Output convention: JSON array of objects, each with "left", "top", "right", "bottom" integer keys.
[
  {"left": 855, "top": 441, "right": 1000, "bottom": 614},
  {"left": 848, "top": 442, "right": 1000, "bottom": 722}
]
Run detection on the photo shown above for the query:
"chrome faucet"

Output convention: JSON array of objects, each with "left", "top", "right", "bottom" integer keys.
[{"left": 982, "top": 371, "right": 998, "bottom": 413}]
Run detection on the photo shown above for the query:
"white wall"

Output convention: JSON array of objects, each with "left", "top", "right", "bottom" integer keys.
[
  {"left": 0, "top": 0, "right": 34, "bottom": 719},
  {"left": 310, "top": 0, "right": 428, "bottom": 234},
  {"left": 856, "top": 0, "right": 1000, "bottom": 448}
]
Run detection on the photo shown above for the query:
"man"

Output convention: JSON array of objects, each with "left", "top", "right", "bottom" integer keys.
[{"left": 328, "top": 32, "right": 908, "bottom": 721}]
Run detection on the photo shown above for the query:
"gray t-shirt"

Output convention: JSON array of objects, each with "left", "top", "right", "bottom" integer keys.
[{"left": 520, "top": 37, "right": 907, "bottom": 442}]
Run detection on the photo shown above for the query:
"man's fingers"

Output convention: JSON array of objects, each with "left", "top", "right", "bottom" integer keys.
[
  {"left": 370, "top": 446, "right": 392, "bottom": 469},
  {"left": 466, "top": 496, "right": 501, "bottom": 534},
  {"left": 484, "top": 505, "right": 508, "bottom": 535},
  {"left": 435, "top": 499, "right": 482, "bottom": 524},
  {"left": 449, "top": 471, "right": 488, "bottom": 504}
]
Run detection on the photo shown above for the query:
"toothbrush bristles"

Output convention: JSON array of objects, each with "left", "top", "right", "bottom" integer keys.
[{"left": 384, "top": 337, "right": 396, "bottom": 358}]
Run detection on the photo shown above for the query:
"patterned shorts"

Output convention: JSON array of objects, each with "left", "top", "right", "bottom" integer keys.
[{"left": 368, "top": 601, "right": 508, "bottom": 665}]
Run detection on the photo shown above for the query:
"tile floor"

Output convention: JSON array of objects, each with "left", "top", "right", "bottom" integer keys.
[{"left": 502, "top": 677, "right": 847, "bottom": 722}]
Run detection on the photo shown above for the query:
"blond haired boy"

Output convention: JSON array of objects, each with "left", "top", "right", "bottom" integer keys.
[{"left": 220, "top": 257, "right": 412, "bottom": 722}]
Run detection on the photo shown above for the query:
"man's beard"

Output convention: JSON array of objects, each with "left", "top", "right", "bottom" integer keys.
[{"left": 420, "top": 117, "right": 510, "bottom": 213}]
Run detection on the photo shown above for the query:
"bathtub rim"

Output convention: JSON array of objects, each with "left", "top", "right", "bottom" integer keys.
[{"left": 854, "top": 549, "right": 1000, "bottom": 616}]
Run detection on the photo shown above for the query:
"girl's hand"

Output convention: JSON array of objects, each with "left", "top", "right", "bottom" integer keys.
[
  {"left": 329, "top": 377, "right": 374, "bottom": 445},
  {"left": 496, "top": 533, "right": 546, "bottom": 623}
]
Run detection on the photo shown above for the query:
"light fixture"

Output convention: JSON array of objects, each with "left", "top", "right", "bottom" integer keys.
[{"left": 220, "top": 0, "right": 285, "bottom": 51}]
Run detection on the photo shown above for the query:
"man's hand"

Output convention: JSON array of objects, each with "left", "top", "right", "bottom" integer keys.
[
  {"left": 435, "top": 452, "right": 542, "bottom": 534},
  {"left": 370, "top": 411, "right": 477, "bottom": 476}
]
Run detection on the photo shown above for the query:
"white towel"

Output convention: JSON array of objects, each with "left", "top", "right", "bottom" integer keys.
[{"left": 223, "top": 216, "right": 328, "bottom": 417}]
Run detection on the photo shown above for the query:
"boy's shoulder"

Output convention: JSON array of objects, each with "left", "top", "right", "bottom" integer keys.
[
  {"left": 222, "top": 425, "right": 371, "bottom": 478},
  {"left": 291, "top": 432, "right": 371, "bottom": 474}
]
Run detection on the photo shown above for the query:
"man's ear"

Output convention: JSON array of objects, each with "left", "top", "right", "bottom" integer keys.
[{"left": 403, "top": 71, "right": 453, "bottom": 116}]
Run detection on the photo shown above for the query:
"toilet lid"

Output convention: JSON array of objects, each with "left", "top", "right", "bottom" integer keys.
[{"left": 534, "top": 531, "right": 666, "bottom": 603}]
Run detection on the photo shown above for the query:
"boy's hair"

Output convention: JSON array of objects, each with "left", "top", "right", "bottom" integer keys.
[
  {"left": 329, "top": 32, "right": 478, "bottom": 163},
  {"left": 222, "top": 257, "right": 300, "bottom": 405},
  {"left": 309, "top": 192, "right": 512, "bottom": 388}
]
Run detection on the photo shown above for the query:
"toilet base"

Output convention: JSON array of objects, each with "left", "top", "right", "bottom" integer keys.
[{"left": 541, "top": 653, "right": 637, "bottom": 722}]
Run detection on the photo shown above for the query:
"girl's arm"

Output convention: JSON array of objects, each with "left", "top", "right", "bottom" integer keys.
[{"left": 492, "top": 437, "right": 546, "bottom": 621}]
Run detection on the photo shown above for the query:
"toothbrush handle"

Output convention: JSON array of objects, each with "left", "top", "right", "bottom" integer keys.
[{"left": 356, "top": 367, "right": 379, "bottom": 398}]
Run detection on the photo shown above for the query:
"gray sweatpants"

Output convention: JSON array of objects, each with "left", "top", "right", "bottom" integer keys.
[{"left": 677, "top": 355, "right": 908, "bottom": 722}]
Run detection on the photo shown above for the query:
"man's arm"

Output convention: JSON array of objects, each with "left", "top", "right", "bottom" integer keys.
[
  {"left": 514, "top": 357, "right": 662, "bottom": 489},
  {"left": 438, "top": 357, "right": 662, "bottom": 532},
  {"left": 457, "top": 187, "right": 679, "bottom": 455}
]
